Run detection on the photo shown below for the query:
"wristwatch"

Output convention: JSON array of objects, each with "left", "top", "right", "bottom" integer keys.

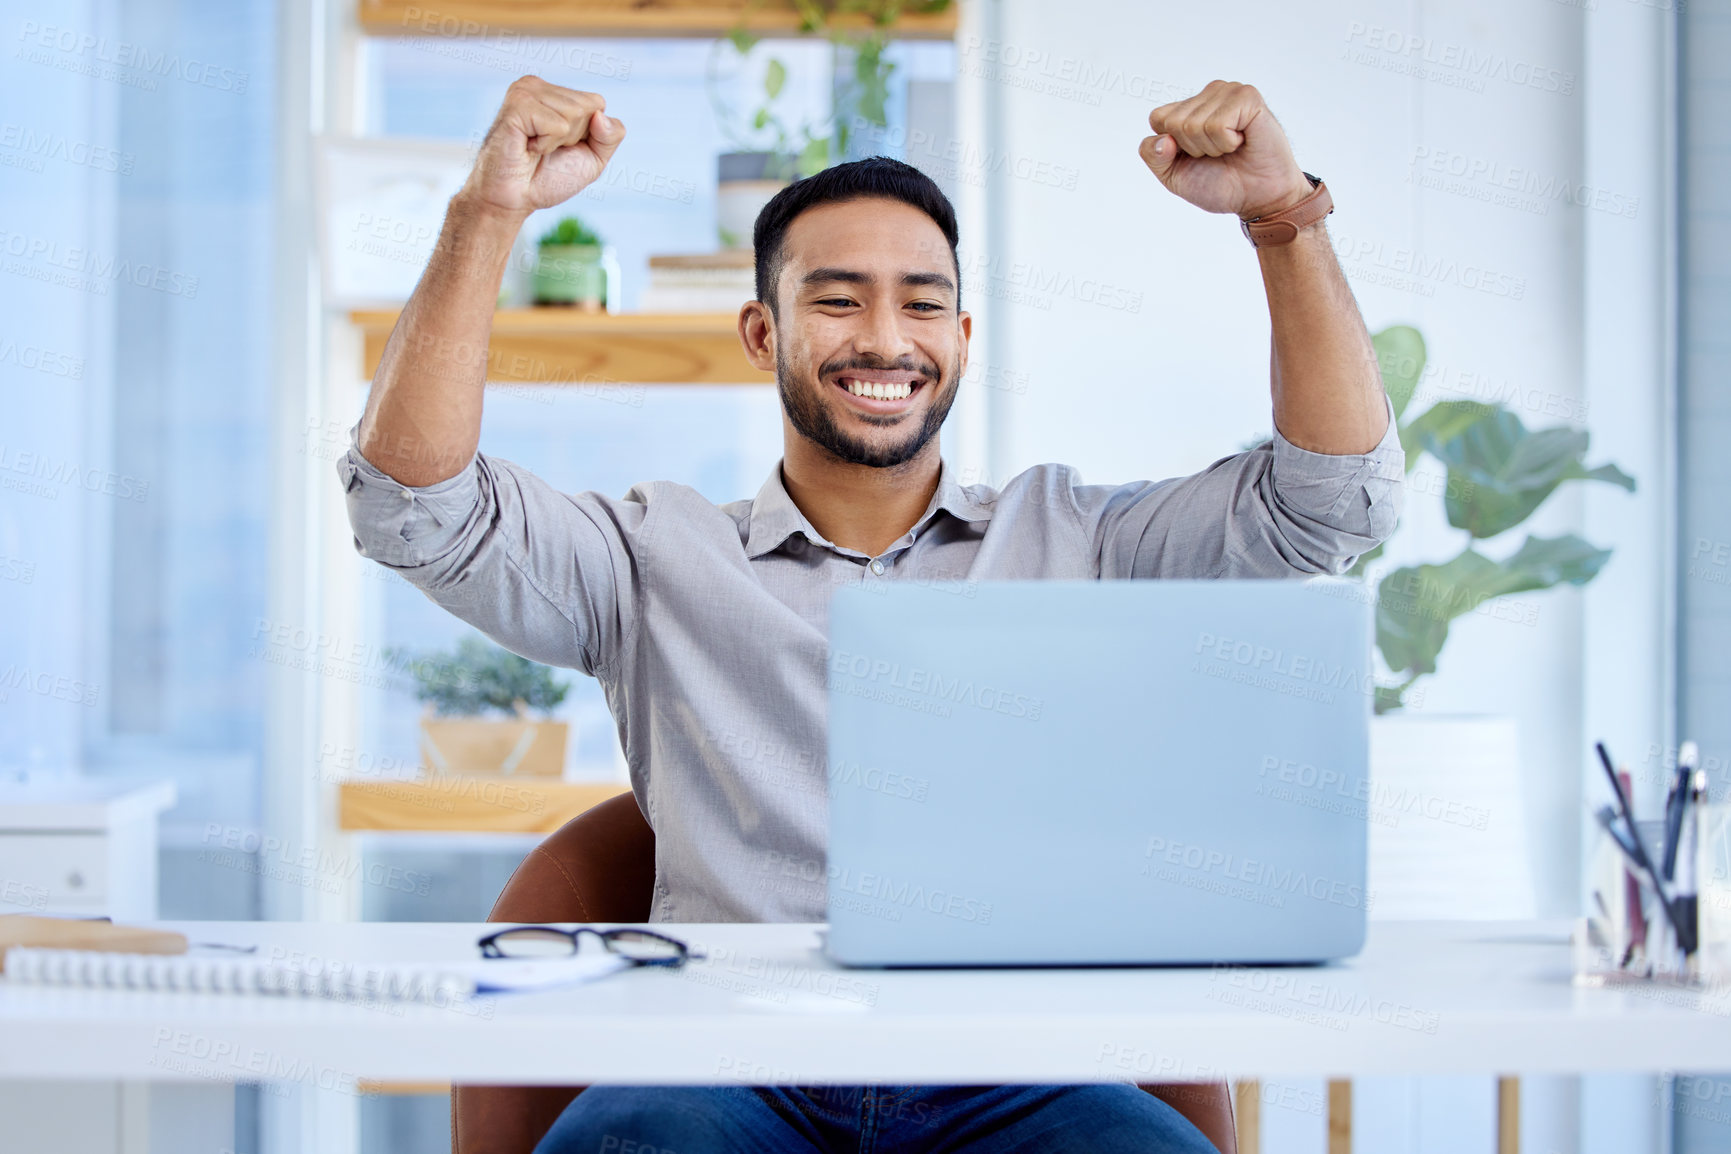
[{"left": 1240, "top": 172, "right": 1333, "bottom": 248}]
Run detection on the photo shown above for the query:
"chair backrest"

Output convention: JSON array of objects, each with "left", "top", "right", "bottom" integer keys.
[
  {"left": 488, "top": 791, "right": 655, "bottom": 925},
  {"left": 454, "top": 792, "right": 1236, "bottom": 1154}
]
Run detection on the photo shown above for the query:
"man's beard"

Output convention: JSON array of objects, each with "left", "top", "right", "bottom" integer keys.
[{"left": 776, "top": 345, "right": 961, "bottom": 469}]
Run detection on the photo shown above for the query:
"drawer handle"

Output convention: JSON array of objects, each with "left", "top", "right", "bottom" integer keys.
[{"left": 66, "top": 871, "right": 84, "bottom": 890}]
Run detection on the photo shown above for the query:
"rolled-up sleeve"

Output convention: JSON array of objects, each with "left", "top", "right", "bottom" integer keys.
[
  {"left": 1087, "top": 396, "right": 1405, "bottom": 578},
  {"left": 337, "top": 427, "right": 643, "bottom": 677}
]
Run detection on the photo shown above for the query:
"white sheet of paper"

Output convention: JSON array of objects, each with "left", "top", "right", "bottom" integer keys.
[{"left": 464, "top": 953, "right": 633, "bottom": 994}]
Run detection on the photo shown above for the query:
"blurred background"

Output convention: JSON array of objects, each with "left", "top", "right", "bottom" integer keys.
[{"left": 0, "top": 0, "right": 1723, "bottom": 1151}]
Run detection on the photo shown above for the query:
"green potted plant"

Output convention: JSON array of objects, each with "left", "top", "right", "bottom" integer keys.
[
  {"left": 1346, "top": 325, "right": 1636, "bottom": 921},
  {"left": 709, "top": 1, "right": 954, "bottom": 246},
  {"left": 391, "top": 636, "right": 573, "bottom": 777},
  {"left": 1358, "top": 325, "right": 1636, "bottom": 712},
  {"left": 532, "top": 215, "right": 608, "bottom": 309}
]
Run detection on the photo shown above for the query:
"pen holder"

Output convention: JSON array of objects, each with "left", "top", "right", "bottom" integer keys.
[
  {"left": 1697, "top": 803, "right": 1731, "bottom": 978},
  {"left": 1576, "top": 822, "right": 1679, "bottom": 982},
  {"left": 1575, "top": 806, "right": 1731, "bottom": 986}
]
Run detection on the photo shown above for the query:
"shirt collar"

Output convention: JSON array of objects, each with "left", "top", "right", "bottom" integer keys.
[{"left": 744, "top": 459, "right": 993, "bottom": 560}]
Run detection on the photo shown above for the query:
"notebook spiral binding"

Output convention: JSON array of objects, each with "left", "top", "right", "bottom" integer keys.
[{"left": 3, "top": 947, "right": 478, "bottom": 1004}]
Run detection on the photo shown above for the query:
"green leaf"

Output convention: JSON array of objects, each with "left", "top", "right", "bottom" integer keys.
[
  {"left": 764, "top": 57, "right": 787, "bottom": 100},
  {"left": 1375, "top": 550, "right": 1502, "bottom": 678},
  {"left": 797, "top": 135, "right": 830, "bottom": 176},
  {"left": 1399, "top": 400, "right": 1495, "bottom": 474},
  {"left": 851, "top": 46, "right": 894, "bottom": 127},
  {"left": 726, "top": 27, "right": 758, "bottom": 53},
  {"left": 1480, "top": 533, "right": 1613, "bottom": 596},
  {"left": 793, "top": 0, "right": 825, "bottom": 32},
  {"left": 1429, "top": 410, "right": 1633, "bottom": 538},
  {"left": 1344, "top": 542, "right": 1385, "bottom": 579},
  {"left": 537, "top": 215, "right": 601, "bottom": 247},
  {"left": 1562, "top": 460, "right": 1637, "bottom": 492},
  {"left": 1374, "top": 534, "right": 1613, "bottom": 682},
  {"left": 394, "top": 635, "right": 571, "bottom": 718},
  {"left": 1374, "top": 682, "right": 1412, "bottom": 715},
  {"left": 1371, "top": 325, "right": 1426, "bottom": 421},
  {"left": 753, "top": 107, "right": 771, "bottom": 131}
]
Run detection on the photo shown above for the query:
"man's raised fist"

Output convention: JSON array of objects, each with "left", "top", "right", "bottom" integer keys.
[
  {"left": 459, "top": 76, "right": 625, "bottom": 220},
  {"left": 1140, "top": 80, "right": 1312, "bottom": 222}
]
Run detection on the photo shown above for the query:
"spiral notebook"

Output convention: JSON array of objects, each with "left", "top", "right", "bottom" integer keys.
[{"left": 2, "top": 946, "right": 630, "bottom": 1002}]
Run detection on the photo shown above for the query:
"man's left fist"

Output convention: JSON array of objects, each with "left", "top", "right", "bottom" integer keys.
[{"left": 1141, "top": 81, "right": 1313, "bottom": 221}]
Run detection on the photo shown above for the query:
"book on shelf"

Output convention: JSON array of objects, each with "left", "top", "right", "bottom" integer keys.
[{"left": 638, "top": 250, "right": 755, "bottom": 314}]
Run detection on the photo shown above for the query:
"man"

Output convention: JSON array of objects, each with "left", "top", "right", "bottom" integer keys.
[{"left": 342, "top": 76, "right": 1401, "bottom": 1153}]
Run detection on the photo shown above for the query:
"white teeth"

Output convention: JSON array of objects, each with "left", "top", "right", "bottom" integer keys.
[{"left": 844, "top": 379, "right": 913, "bottom": 401}]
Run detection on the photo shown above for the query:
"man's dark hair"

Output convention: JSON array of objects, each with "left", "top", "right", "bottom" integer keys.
[{"left": 752, "top": 156, "right": 960, "bottom": 316}]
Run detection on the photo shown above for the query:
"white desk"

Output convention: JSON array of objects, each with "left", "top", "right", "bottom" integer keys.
[{"left": 1, "top": 920, "right": 1727, "bottom": 1087}]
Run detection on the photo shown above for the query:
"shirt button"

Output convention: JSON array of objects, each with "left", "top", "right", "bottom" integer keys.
[{"left": 870, "top": 560, "right": 886, "bottom": 575}]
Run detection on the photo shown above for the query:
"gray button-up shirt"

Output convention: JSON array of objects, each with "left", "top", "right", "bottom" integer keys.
[{"left": 339, "top": 408, "right": 1403, "bottom": 923}]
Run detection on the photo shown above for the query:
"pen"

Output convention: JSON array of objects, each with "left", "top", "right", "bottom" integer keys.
[
  {"left": 1594, "top": 805, "right": 1641, "bottom": 863},
  {"left": 1673, "top": 768, "right": 1706, "bottom": 957},
  {"left": 1662, "top": 741, "right": 1698, "bottom": 882},
  {"left": 1597, "top": 744, "right": 1656, "bottom": 871}
]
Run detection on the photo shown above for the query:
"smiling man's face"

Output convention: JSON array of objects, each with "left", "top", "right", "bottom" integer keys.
[{"left": 766, "top": 197, "right": 970, "bottom": 469}]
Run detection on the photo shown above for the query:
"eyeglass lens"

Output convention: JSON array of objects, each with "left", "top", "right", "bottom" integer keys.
[{"left": 487, "top": 927, "right": 687, "bottom": 963}]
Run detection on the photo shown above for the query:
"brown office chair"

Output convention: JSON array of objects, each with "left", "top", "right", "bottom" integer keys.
[{"left": 452, "top": 793, "right": 1238, "bottom": 1154}]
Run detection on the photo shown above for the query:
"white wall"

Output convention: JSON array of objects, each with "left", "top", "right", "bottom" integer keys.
[
  {"left": 971, "top": 2, "right": 1673, "bottom": 1152},
  {"left": 971, "top": 0, "right": 1668, "bottom": 917}
]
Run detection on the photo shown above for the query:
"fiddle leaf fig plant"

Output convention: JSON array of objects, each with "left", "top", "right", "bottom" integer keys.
[{"left": 1357, "top": 326, "right": 1636, "bottom": 713}]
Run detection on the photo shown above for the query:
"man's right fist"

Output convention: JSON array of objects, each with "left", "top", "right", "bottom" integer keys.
[{"left": 460, "top": 76, "right": 625, "bottom": 218}]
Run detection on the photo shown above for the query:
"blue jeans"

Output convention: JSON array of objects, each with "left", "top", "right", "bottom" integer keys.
[{"left": 533, "top": 1084, "right": 1220, "bottom": 1154}]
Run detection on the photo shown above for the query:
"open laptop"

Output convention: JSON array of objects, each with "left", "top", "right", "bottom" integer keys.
[{"left": 824, "top": 579, "right": 1372, "bottom": 967}]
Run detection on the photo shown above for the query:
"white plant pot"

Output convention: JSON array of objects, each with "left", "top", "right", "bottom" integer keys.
[{"left": 1367, "top": 714, "right": 1537, "bottom": 920}]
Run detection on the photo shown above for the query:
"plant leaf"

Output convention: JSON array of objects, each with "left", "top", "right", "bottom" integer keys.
[
  {"left": 798, "top": 135, "right": 830, "bottom": 176},
  {"left": 1562, "top": 460, "right": 1637, "bottom": 492},
  {"left": 1374, "top": 534, "right": 1613, "bottom": 681},
  {"left": 398, "top": 635, "right": 571, "bottom": 718},
  {"left": 764, "top": 57, "right": 787, "bottom": 100},
  {"left": 1371, "top": 325, "right": 1426, "bottom": 421},
  {"left": 1400, "top": 400, "right": 1495, "bottom": 475},
  {"left": 1375, "top": 550, "right": 1501, "bottom": 678},
  {"left": 793, "top": 0, "right": 825, "bottom": 33},
  {"left": 1479, "top": 533, "right": 1614, "bottom": 597},
  {"left": 1373, "top": 683, "right": 1409, "bottom": 715},
  {"left": 1426, "top": 408, "right": 1633, "bottom": 538},
  {"left": 1345, "top": 541, "right": 1385, "bottom": 579}
]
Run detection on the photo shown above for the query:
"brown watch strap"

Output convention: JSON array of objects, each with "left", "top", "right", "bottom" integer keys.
[{"left": 1240, "top": 175, "right": 1333, "bottom": 247}]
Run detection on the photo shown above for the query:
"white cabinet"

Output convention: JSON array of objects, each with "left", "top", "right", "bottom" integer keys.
[{"left": 0, "top": 779, "right": 175, "bottom": 921}]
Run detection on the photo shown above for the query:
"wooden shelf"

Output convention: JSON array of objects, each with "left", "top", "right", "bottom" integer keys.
[
  {"left": 350, "top": 309, "right": 773, "bottom": 385},
  {"left": 360, "top": 0, "right": 959, "bottom": 39},
  {"left": 336, "top": 778, "right": 629, "bottom": 833}
]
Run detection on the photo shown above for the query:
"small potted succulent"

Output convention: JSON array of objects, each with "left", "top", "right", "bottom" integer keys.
[
  {"left": 392, "top": 636, "right": 572, "bottom": 777},
  {"left": 532, "top": 215, "right": 608, "bottom": 309}
]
